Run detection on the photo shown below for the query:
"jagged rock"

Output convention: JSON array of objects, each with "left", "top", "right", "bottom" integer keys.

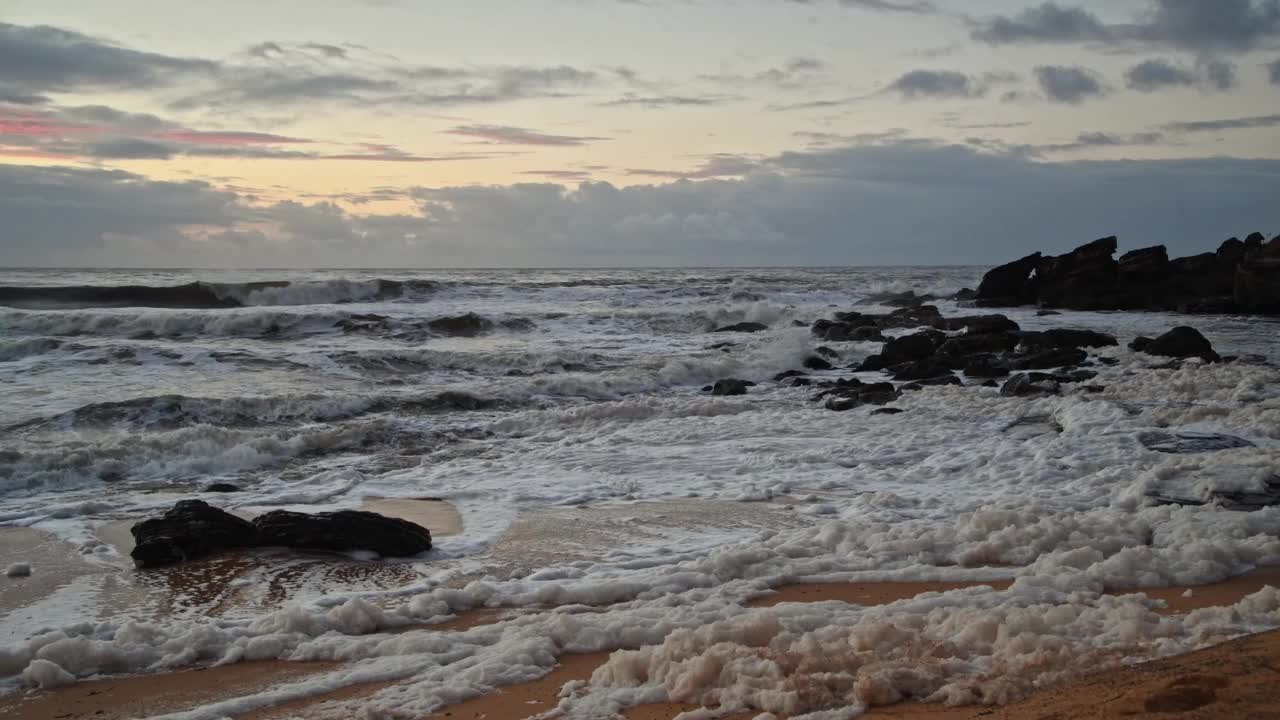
[
  {"left": 1130, "top": 336, "right": 1153, "bottom": 352},
  {"left": 814, "top": 346, "right": 840, "bottom": 359},
  {"left": 1009, "top": 347, "right": 1088, "bottom": 370},
  {"left": 879, "top": 305, "right": 944, "bottom": 329},
  {"left": 952, "top": 288, "right": 977, "bottom": 301},
  {"left": 1141, "top": 327, "right": 1220, "bottom": 362},
  {"left": 977, "top": 252, "right": 1041, "bottom": 305},
  {"left": 892, "top": 359, "right": 955, "bottom": 381},
  {"left": 1020, "top": 329, "right": 1118, "bottom": 350},
  {"left": 934, "top": 314, "right": 1020, "bottom": 334},
  {"left": 427, "top": 313, "right": 493, "bottom": 337},
  {"left": 881, "top": 330, "right": 946, "bottom": 364},
  {"left": 131, "top": 500, "right": 257, "bottom": 568},
  {"left": 963, "top": 354, "right": 1011, "bottom": 378},
  {"left": 1000, "top": 373, "right": 1060, "bottom": 397},
  {"left": 936, "top": 332, "right": 1020, "bottom": 358},
  {"left": 711, "top": 379, "right": 752, "bottom": 396},
  {"left": 253, "top": 510, "right": 432, "bottom": 557},
  {"left": 900, "top": 375, "right": 962, "bottom": 391},
  {"left": 1139, "top": 431, "right": 1254, "bottom": 454},
  {"left": 803, "top": 355, "right": 834, "bottom": 371},
  {"left": 713, "top": 322, "right": 768, "bottom": 333},
  {"left": 205, "top": 483, "right": 240, "bottom": 493}
]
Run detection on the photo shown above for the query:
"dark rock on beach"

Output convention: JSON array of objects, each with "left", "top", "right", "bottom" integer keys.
[
  {"left": 1140, "top": 327, "right": 1220, "bottom": 362},
  {"left": 872, "top": 407, "right": 905, "bottom": 415},
  {"left": 881, "top": 330, "right": 945, "bottom": 365},
  {"left": 253, "top": 510, "right": 433, "bottom": 558},
  {"left": 803, "top": 355, "right": 834, "bottom": 371},
  {"left": 1000, "top": 373, "right": 1060, "bottom": 398},
  {"left": 131, "top": 500, "right": 257, "bottom": 568},
  {"left": 204, "top": 482, "right": 241, "bottom": 493}
]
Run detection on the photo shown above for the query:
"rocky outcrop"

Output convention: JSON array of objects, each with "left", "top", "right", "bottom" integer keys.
[
  {"left": 253, "top": 510, "right": 433, "bottom": 557},
  {"left": 710, "top": 378, "right": 753, "bottom": 396},
  {"left": 713, "top": 322, "right": 768, "bottom": 333},
  {"left": 976, "top": 232, "right": 1279, "bottom": 313},
  {"left": 1139, "top": 326, "right": 1220, "bottom": 362},
  {"left": 428, "top": 313, "right": 494, "bottom": 337},
  {"left": 131, "top": 500, "right": 257, "bottom": 568},
  {"left": 130, "top": 500, "right": 434, "bottom": 568}
]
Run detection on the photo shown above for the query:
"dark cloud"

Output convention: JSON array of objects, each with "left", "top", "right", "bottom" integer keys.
[
  {"left": 5, "top": 143, "right": 1279, "bottom": 267},
  {"left": 81, "top": 138, "right": 177, "bottom": 160},
  {"left": 1034, "top": 65, "right": 1107, "bottom": 104},
  {"left": 883, "top": 70, "right": 985, "bottom": 99},
  {"left": 1032, "top": 131, "right": 1168, "bottom": 153},
  {"left": 970, "top": 1, "right": 1280, "bottom": 53},
  {"left": 1162, "top": 113, "right": 1280, "bottom": 132},
  {"left": 446, "top": 124, "right": 609, "bottom": 146},
  {"left": 788, "top": 0, "right": 937, "bottom": 12},
  {"left": 1125, "top": 59, "right": 1197, "bottom": 90},
  {"left": 0, "top": 23, "right": 217, "bottom": 95},
  {"left": 1267, "top": 58, "right": 1280, "bottom": 84},
  {"left": 1201, "top": 58, "right": 1237, "bottom": 90}
]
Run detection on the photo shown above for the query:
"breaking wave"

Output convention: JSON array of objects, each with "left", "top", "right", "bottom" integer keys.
[{"left": 0, "top": 278, "right": 437, "bottom": 310}]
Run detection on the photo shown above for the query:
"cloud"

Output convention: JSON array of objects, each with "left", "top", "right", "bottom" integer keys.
[
  {"left": 1031, "top": 131, "right": 1169, "bottom": 153},
  {"left": 0, "top": 23, "right": 217, "bottom": 95},
  {"left": 598, "top": 93, "right": 739, "bottom": 109},
  {"left": 1162, "top": 113, "right": 1280, "bottom": 132},
  {"left": 445, "top": 124, "right": 610, "bottom": 146},
  {"left": 883, "top": 70, "right": 985, "bottom": 99},
  {"left": 700, "top": 57, "right": 828, "bottom": 91},
  {"left": 1268, "top": 58, "right": 1280, "bottom": 84},
  {"left": 788, "top": 0, "right": 937, "bottom": 12},
  {"left": 1034, "top": 65, "right": 1107, "bottom": 104},
  {"left": 7, "top": 142, "right": 1279, "bottom": 267},
  {"left": 1125, "top": 57, "right": 1238, "bottom": 92},
  {"left": 970, "top": 1, "right": 1280, "bottom": 53},
  {"left": 624, "top": 153, "right": 759, "bottom": 179}
]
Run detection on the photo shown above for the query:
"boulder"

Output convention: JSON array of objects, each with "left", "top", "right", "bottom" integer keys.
[
  {"left": 814, "top": 346, "right": 840, "bottom": 359},
  {"left": 963, "top": 354, "right": 1011, "bottom": 378},
  {"left": 1021, "top": 329, "right": 1118, "bottom": 350},
  {"left": 891, "top": 359, "right": 955, "bottom": 381},
  {"left": 1117, "top": 245, "right": 1169, "bottom": 277},
  {"left": 1129, "top": 336, "right": 1153, "bottom": 352},
  {"left": 711, "top": 378, "right": 752, "bottom": 396},
  {"left": 253, "top": 510, "right": 432, "bottom": 557},
  {"left": 803, "top": 356, "right": 834, "bottom": 371},
  {"left": 936, "top": 332, "right": 1019, "bottom": 358},
  {"left": 880, "top": 330, "right": 946, "bottom": 365},
  {"left": 861, "top": 290, "right": 933, "bottom": 307},
  {"left": 976, "top": 252, "right": 1041, "bottom": 304},
  {"left": 879, "top": 305, "right": 944, "bottom": 329},
  {"left": 773, "top": 370, "right": 807, "bottom": 382},
  {"left": 427, "top": 313, "right": 493, "bottom": 337},
  {"left": 713, "top": 322, "right": 768, "bottom": 333},
  {"left": 872, "top": 407, "right": 905, "bottom": 416},
  {"left": 1141, "top": 327, "right": 1220, "bottom": 362},
  {"left": 1010, "top": 347, "right": 1088, "bottom": 370},
  {"left": 854, "top": 354, "right": 887, "bottom": 372},
  {"left": 204, "top": 482, "right": 241, "bottom": 493},
  {"left": 821, "top": 381, "right": 899, "bottom": 411},
  {"left": 900, "top": 375, "right": 962, "bottom": 390},
  {"left": 131, "top": 500, "right": 257, "bottom": 568}
]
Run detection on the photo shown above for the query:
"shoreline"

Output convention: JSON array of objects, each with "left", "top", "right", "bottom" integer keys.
[{"left": 5, "top": 568, "right": 1280, "bottom": 719}]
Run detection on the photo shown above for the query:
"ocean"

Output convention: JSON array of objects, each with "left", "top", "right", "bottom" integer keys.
[{"left": 1, "top": 267, "right": 1279, "bottom": 718}]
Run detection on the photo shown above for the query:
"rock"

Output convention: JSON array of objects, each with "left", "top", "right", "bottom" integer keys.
[
  {"left": 1000, "top": 373, "right": 1059, "bottom": 397},
  {"left": 963, "top": 354, "right": 1011, "bottom": 378},
  {"left": 872, "top": 407, "right": 905, "bottom": 415},
  {"left": 1235, "top": 251, "right": 1280, "bottom": 313},
  {"left": 1010, "top": 347, "right": 1088, "bottom": 370},
  {"left": 900, "top": 375, "right": 962, "bottom": 390},
  {"left": 5, "top": 562, "right": 31, "bottom": 578},
  {"left": 861, "top": 290, "right": 932, "bottom": 307},
  {"left": 977, "top": 252, "right": 1042, "bottom": 305},
  {"left": 773, "top": 370, "right": 807, "bottom": 382},
  {"left": 1129, "top": 336, "right": 1153, "bottom": 352},
  {"left": 951, "top": 288, "right": 977, "bottom": 301},
  {"left": 803, "top": 356, "right": 834, "bottom": 371},
  {"left": 131, "top": 500, "right": 258, "bottom": 568},
  {"left": 879, "top": 305, "right": 944, "bottom": 329},
  {"left": 1138, "top": 431, "right": 1254, "bottom": 454},
  {"left": 1141, "top": 327, "right": 1220, "bottom": 362},
  {"left": 711, "top": 378, "right": 752, "bottom": 396},
  {"left": 1036, "top": 310, "right": 1062, "bottom": 316},
  {"left": 427, "top": 313, "right": 493, "bottom": 337},
  {"left": 1118, "top": 245, "right": 1170, "bottom": 277},
  {"left": 980, "top": 379, "right": 999, "bottom": 388},
  {"left": 1003, "top": 415, "right": 1064, "bottom": 436},
  {"left": 892, "top": 359, "right": 955, "bottom": 381},
  {"left": 253, "top": 510, "right": 432, "bottom": 557},
  {"left": 205, "top": 482, "right": 240, "bottom": 493},
  {"left": 881, "top": 330, "right": 946, "bottom": 365},
  {"left": 1054, "top": 369, "right": 1098, "bottom": 383},
  {"left": 713, "top": 322, "right": 768, "bottom": 333},
  {"left": 821, "top": 381, "right": 898, "bottom": 411},
  {"left": 936, "top": 332, "right": 1019, "bottom": 359},
  {"left": 814, "top": 346, "right": 840, "bottom": 359},
  {"left": 849, "top": 326, "right": 886, "bottom": 342},
  {"left": 834, "top": 311, "right": 873, "bottom": 325},
  {"left": 1022, "top": 329, "right": 1118, "bottom": 350},
  {"left": 934, "top": 314, "right": 1020, "bottom": 334},
  {"left": 853, "top": 354, "right": 886, "bottom": 372}
]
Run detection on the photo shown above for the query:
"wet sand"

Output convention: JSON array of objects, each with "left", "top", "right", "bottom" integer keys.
[{"left": 9, "top": 568, "right": 1280, "bottom": 720}]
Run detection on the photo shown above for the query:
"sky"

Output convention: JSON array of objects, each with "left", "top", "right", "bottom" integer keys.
[{"left": 1, "top": 0, "right": 1279, "bottom": 268}]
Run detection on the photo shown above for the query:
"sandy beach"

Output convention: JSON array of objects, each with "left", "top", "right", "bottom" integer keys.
[{"left": 5, "top": 566, "right": 1280, "bottom": 720}]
